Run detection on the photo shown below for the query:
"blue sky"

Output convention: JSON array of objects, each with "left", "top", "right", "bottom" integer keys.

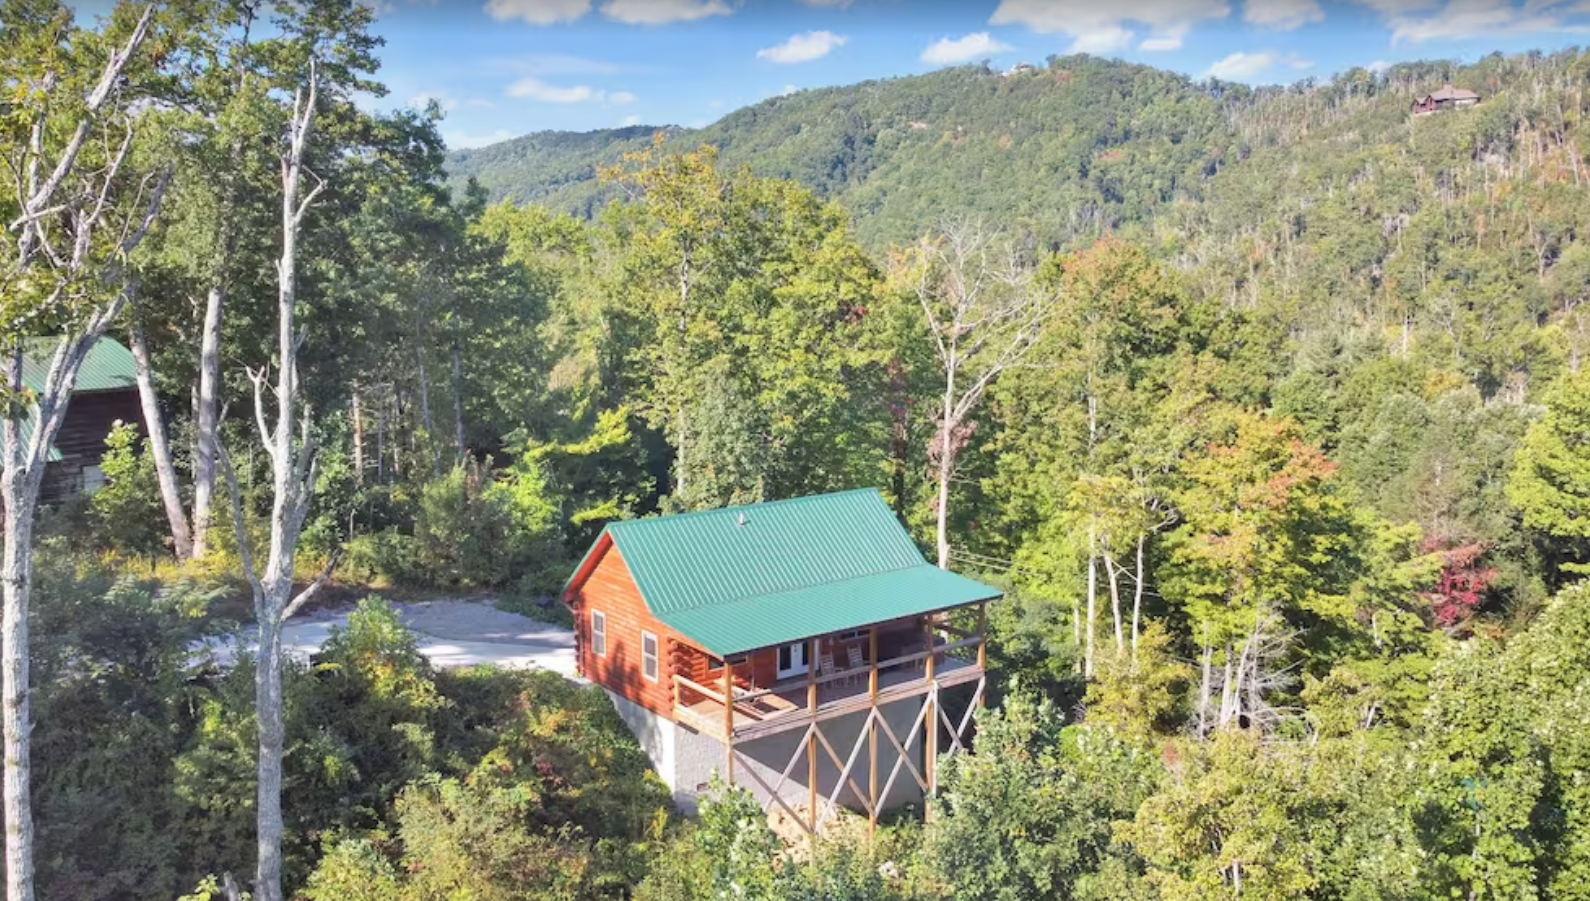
[{"left": 360, "top": 0, "right": 1588, "bottom": 149}]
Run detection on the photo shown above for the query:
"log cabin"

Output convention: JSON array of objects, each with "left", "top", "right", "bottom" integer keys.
[
  {"left": 1412, "top": 84, "right": 1480, "bottom": 115},
  {"left": 562, "top": 487, "right": 1001, "bottom": 832},
  {"left": 18, "top": 337, "right": 142, "bottom": 504}
]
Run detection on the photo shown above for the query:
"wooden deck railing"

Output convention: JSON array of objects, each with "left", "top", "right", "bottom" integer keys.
[{"left": 671, "top": 630, "right": 986, "bottom": 741}]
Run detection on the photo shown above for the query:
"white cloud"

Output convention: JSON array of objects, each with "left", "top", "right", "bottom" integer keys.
[
  {"left": 483, "top": 0, "right": 591, "bottom": 24},
  {"left": 1245, "top": 0, "right": 1324, "bottom": 29},
  {"left": 1205, "top": 49, "right": 1313, "bottom": 80},
  {"left": 1346, "top": 0, "right": 1586, "bottom": 43},
  {"left": 921, "top": 32, "right": 1016, "bottom": 64},
  {"left": 483, "top": 0, "right": 734, "bottom": 25},
  {"left": 781, "top": 84, "right": 800, "bottom": 95},
  {"left": 1351, "top": 0, "right": 1438, "bottom": 13},
  {"left": 598, "top": 0, "right": 732, "bottom": 24},
  {"left": 989, "top": 0, "right": 1229, "bottom": 54},
  {"left": 507, "top": 77, "right": 599, "bottom": 102},
  {"left": 1367, "top": 59, "right": 1392, "bottom": 72},
  {"left": 507, "top": 77, "right": 637, "bottom": 104},
  {"left": 410, "top": 91, "right": 458, "bottom": 111},
  {"left": 622, "top": 114, "right": 641, "bottom": 125},
  {"left": 758, "top": 30, "right": 847, "bottom": 63},
  {"left": 410, "top": 91, "right": 496, "bottom": 112},
  {"left": 797, "top": 0, "right": 852, "bottom": 5},
  {"left": 445, "top": 129, "right": 514, "bottom": 149},
  {"left": 1140, "top": 35, "right": 1182, "bottom": 49}
]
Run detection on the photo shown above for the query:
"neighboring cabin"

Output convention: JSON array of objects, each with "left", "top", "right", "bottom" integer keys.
[
  {"left": 1412, "top": 84, "right": 1481, "bottom": 115},
  {"left": 562, "top": 488, "right": 1000, "bottom": 832},
  {"left": 16, "top": 337, "right": 141, "bottom": 503}
]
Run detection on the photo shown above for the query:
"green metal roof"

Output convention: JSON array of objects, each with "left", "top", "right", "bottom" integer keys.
[
  {"left": 16, "top": 417, "right": 63, "bottom": 463},
  {"left": 21, "top": 338, "right": 137, "bottom": 394},
  {"left": 572, "top": 488, "right": 1002, "bottom": 656},
  {"left": 661, "top": 566, "right": 1001, "bottom": 656},
  {"left": 9, "top": 338, "right": 135, "bottom": 463}
]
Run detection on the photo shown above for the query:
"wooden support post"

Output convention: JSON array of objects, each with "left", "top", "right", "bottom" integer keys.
[
  {"left": 977, "top": 603, "right": 988, "bottom": 709},
  {"left": 924, "top": 616, "right": 937, "bottom": 794},
  {"left": 808, "top": 639, "right": 818, "bottom": 838},
  {"left": 868, "top": 626, "right": 879, "bottom": 833},
  {"left": 724, "top": 660, "right": 735, "bottom": 786}
]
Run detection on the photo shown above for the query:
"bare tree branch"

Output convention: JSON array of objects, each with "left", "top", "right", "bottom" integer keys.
[
  {"left": 281, "top": 550, "right": 342, "bottom": 622},
  {"left": 216, "top": 444, "right": 263, "bottom": 607}
]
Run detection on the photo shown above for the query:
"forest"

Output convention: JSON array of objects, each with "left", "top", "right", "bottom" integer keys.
[{"left": 3, "top": 1, "right": 1590, "bottom": 899}]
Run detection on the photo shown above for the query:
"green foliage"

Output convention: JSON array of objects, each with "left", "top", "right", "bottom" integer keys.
[
  {"left": 410, "top": 458, "right": 524, "bottom": 585},
  {"left": 449, "top": 58, "right": 1232, "bottom": 250},
  {"left": 88, "top": 421, "right": 166, "bottom": 560},
  {"left": 347, "top": 459, "right": 529, "bottom": 587},
  {"left": 30, "top": 542, "right": 220, "bottom": 901},
  {"left": 1509, "top": 366, "right": 1590, "bottom": 575},
  {"left": 923, "top": 693, "right": 1157, "bottom": 901}
]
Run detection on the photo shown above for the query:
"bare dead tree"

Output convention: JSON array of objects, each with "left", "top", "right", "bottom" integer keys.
[
  {"left": 215, "top": 60, "right": 337, "bottom": 901},
  {"left": 896, "top": 219, "right": 1054, "bottom": 569},
  {"left": 0, "top": 10, "right": 162, "bottom": 901},
  {"left": 128, "top": 304, "right": 194, "bottom": 557},
  {"left": 1196, "top": 606, "right": 1299, "bottom": 737}
]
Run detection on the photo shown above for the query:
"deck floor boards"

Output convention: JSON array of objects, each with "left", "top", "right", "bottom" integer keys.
[{"left": 676, "top": 657, "right": 980, "bottom": 741}]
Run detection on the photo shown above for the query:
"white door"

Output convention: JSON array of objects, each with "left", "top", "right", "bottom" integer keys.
[{"left": 776, "top": 641, "right": 808, "bottom": 679}]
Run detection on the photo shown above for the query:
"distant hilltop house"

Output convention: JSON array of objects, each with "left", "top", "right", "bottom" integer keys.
[
  {"left": 15, "top": 337, "right": 141, "bottom": 503},
  {"left": 563, "top": 488, "right": 1000, "bottom": 832},
  {"left": 1412, "top": 84, "right": 1481, "bottom": 115},
  {"left": 1004, "top": 62, "right": 1036, "bottom": 77}
]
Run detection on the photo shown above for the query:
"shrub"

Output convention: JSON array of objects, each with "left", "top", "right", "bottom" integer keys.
[
  {"left": 89, "top": 421, "right": 167, "bottom": 561},
  {"left": 410, "top": 458, "right": 524, "bottom": 586}
]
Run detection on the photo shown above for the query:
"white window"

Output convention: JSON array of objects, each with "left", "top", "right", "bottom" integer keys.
[
  {"left": 642, "top": 631, "right": 659, "bottom": 682},
  {"left": 776, "top": 641, "right": 808, "bottom": 679},
  {"left": 591, "top": 611, "right": 607, "bottom": 657}
]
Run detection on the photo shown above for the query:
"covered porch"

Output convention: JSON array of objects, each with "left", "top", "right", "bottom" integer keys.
[{"left": 667, "top": 605, "right": 989, "bottom": 835}]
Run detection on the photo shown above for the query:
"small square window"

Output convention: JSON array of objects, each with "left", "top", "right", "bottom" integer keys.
[
  {"left": 642, "top": 631, "right": 659, "bottom": 682},
  {"left": 591, "top": 611, "right": 607, "bottom": 657}
]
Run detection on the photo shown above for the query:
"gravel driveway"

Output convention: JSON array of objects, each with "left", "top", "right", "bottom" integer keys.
[{"left": 201, "top": 598, "right": 578, "bottom": 678}]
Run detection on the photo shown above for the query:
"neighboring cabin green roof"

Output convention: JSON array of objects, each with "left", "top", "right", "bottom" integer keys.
[
  {"left": 572, "top": 488, "right": 1002, "bottom": 656},
  {"left": 21, "top": 337, "right": 137, "bottom": 393},
  {"left": 12, "top": 338, "right": 136, "bottom": 463}
]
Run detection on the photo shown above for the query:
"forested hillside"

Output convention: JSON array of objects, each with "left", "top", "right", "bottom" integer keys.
[
  {"left": 448, "top": 55, "right": 1233, "bottom": 246},
  {"left": 8, "top": 4, "right": 1590, "bottom": 899}
]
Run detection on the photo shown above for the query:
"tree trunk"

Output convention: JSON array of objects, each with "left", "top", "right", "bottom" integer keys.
[
  {"left": 935, "top": 424, "right": 953, "bottom": 570},
  {"left": 376, "top": 390, "right": 387, "bottom": 483},
  {"left": 129, "top": 315, "right": 194, "bottom": 558},
  {"left": 1197, "top": 634, "right": 1213, "bottom": 738},
  {"left": 449, "top": 324, "right": 465, "bottom": 460},
  {"left": 1, "top": 465, "right": 37, "bottom": 901},
  {"left": 1084, "top": 520, "right": 1097, "bottom": 677},
  {"left": 351, "top": 388, "right": 364, "bottom": 487},
  {"left": 674, "top": 246, "right": 691, "bottom": 497},
  {"left": 253, "top": 618, "right": 285, "bottom": 901},
  {"left": 1131, "top": 533, "right": 1145, "bottom": 660},
  {"left": 192, "top": 285, "right": 224, "bottom": 559},
  {"left": 243, "top": 68, "right": 333, "bottom": 901},
  {"left": 1105, "top": 548, "right": 1123, "bottom": 656},
  {"left": 415, "top": 343, "right": 433, "bottom": 444},
  {"left": 4, "top": 329, "right": 131, "bottom": 901}
]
